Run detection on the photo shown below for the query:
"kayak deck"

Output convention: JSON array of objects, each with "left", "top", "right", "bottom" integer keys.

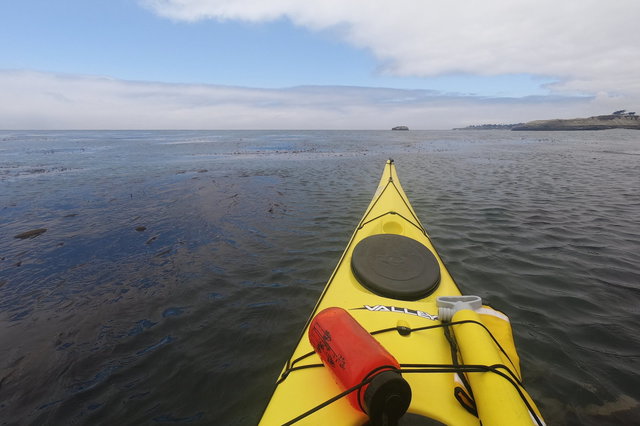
[{"left": 259, "top": 160, "right": 543, "bottom": 425}]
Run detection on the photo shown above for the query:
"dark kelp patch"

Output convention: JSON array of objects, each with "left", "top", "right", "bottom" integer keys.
[{"left": 14, "top": 229, "right": 47, "bottom": 239}]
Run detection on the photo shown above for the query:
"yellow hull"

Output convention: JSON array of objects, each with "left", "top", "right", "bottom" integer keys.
[{"left": 260, "top": 160, "right": 543, "bottom": 425}]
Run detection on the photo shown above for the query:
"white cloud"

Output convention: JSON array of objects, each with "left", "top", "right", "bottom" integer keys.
[
  {"left": 141, "top": 0, "right": 640, "bottom": 97},
  {"left": 1, "top": 70, "right": 631, "bottom": 129}
]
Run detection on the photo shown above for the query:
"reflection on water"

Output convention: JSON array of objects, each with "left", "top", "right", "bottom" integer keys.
[{"left": 1, "top": 130, "right": 639, "bottom": 425}]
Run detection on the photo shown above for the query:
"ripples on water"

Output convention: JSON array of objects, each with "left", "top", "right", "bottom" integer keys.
[{"left": 1, "top": 130, "right": 639, "bottom": 425}]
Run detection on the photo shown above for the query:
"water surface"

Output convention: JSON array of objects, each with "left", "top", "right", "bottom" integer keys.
[{"left": 1, "top": 130, "right": 639, "bottom": 425}]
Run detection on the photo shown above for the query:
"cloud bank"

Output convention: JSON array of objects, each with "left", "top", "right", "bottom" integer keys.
[
  {"left": 1, "top": 70, "right": 625, "bottom": 130},
  {"left": 142, "top": 0, "right": 640, "bottom": 97}
]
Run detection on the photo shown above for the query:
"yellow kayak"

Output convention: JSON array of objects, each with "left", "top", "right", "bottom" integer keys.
[{"left": 260, "top": 160, "right": 544, "bottom": 425}]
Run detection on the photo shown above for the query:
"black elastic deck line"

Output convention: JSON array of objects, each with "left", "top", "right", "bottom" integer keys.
[
  {"left": 356, "top": 179, "right": 393, "bottom": 229},
  {"left": 443, "top": 319, "right": 476, "bottom": 411},
  {"left": 281, "top": 366, "right": 401, "bottom": 426},
  {"left": 282, "top": 363, "right": 543, "bottom": 426},
  {"left": 387, "top": 179, "right": 426, "bottom": 234},
  {"left": 357, "top": 211, "right": 426, "bottom": 234},
  {"left": 276, "top": 319, "right": 520, "bottom": 387},
  {"left": 356, "top": 175, "right": 427, "bottom": 235}
]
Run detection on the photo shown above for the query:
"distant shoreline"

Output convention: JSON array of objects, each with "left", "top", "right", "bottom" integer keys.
[
  {"left": 455, "top": 111, "right": 640, "bottom": 131},
  {"left": 512, "top": 113, "right": 639, "bottom": 131},
  {"left": 453, "top": 123, "right": 523, "bottom": 130}
]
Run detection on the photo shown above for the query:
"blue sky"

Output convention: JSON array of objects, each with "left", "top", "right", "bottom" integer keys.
[
  {"left": 4, "top": 1, "right": 362, "bottom": 87},
  {"left": 1, "top": 0, "right": 638, "bottom": 129}
]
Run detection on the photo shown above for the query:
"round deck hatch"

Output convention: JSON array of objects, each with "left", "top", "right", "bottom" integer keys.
[{"left": 351, "top": 234, "right": 441, "bottom": 300}]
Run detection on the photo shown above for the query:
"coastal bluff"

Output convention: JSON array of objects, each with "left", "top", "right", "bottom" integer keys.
[{"left": 512, "top": 112, "right": 639, "bottom": 131}]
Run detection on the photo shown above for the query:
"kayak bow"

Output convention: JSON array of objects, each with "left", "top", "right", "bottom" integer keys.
[{"left": 260, "top": 160, "right": 544, "bottom": 425}]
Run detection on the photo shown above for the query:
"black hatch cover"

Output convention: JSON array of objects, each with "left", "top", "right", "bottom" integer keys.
[{"left": 351, "top": 234, "right": 441, "bottom": 300}]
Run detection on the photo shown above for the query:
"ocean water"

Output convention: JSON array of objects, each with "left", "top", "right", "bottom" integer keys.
[{"left": 1, "top": 130, "right": 639, "bottom": 425}]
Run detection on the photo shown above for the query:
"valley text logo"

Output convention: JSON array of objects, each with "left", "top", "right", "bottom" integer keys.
[{"left": 352, "top": 305, "right": 438, "bottom": 320}]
